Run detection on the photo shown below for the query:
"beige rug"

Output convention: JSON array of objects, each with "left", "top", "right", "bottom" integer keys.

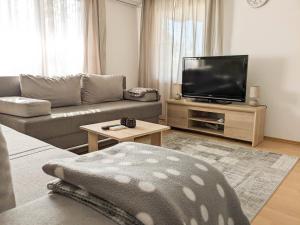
[{"left": 162, "top": 130, "right": 298, "bottom": 221}]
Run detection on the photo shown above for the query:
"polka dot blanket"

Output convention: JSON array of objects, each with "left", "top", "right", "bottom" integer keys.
[{"left": 43, "top": 142, "right": 250, "bottom": 225}]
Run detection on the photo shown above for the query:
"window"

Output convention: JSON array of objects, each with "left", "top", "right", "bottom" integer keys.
[
  {"left": 153, "top": 0, "right": 205, "bottom": 83},
  {"left": 167, "top": 20, "right": 204, "bottom": 81},
  {"left": 0, "top": 0, "right": 85, "bottom": 76}
]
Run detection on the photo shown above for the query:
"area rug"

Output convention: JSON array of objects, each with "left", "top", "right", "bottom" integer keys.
[{"left": 162, "top": 130, "right": 298, "bottom": 221}]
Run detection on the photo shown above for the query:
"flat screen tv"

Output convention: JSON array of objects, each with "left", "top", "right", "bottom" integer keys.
[{"left": 182, "top": 55, "right": 248, "bottom": 103}]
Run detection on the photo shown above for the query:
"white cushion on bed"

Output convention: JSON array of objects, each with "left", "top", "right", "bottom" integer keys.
[
  {"left": 0, "top": 126, "right": 15, "bottom": 213},
  {"left": 0, "top": 97, "right": 51, "bottom": 118}
]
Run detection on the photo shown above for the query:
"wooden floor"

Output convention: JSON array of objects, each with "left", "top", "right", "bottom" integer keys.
[
  {"left": 252, "top": 140, "right": 300, "bottom": 225},
  {"left": 163, "top": 129, "right": 300, "bottom": 225}
]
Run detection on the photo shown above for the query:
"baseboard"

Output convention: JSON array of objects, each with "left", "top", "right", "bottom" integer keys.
[{"left": 264, "top": 136, "right": 300, "bottom": 145}]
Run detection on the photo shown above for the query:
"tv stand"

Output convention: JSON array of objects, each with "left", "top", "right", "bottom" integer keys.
[
  {"left": 193, "top": 98, "right": 232, "bottom": 105},
  {"left": 166, "top": 99, "right": 266, "bottom": 147}
]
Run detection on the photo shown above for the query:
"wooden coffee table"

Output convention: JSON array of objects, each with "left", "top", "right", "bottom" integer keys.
[{"left": 80, "top": 120, "right": 170, "bottom": 152}]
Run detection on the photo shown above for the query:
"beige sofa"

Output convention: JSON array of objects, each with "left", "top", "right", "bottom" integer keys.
[
  {"left": 0, "top": 125, "right": 117, "bottom": 225},
  {"left": 0, "top": 76, "right": 162, "bottom": 150}
]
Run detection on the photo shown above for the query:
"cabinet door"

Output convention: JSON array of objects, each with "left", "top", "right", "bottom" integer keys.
[
  {"left": 167, "top": 104, "right": 188, "bottom": 128},
  {"left": 224, "top": 111, "right": 254, "bottom": 141}
]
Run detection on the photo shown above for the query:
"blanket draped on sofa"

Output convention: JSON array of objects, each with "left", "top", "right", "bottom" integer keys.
[{"left": 43, "top": 142, "right": 249, "bottom": 225}]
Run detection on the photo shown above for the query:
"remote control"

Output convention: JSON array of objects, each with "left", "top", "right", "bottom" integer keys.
[
  {"left": 109, "top": 125, "right": 126, "bottom": 131},
  {"left": 101, "top": 124, "right": 120, "bottom": 130}
]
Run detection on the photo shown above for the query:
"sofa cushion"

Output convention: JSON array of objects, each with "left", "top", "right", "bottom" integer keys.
[
  {"left": 2, "top": 125, "right": 74, "bottom": 206},
  {"left": 0, "top": 194, "right": 117, "bottom": 225},
  {"left": 20, "top": 74, "right": 82, "bottom": 108},
  {"left": 0, "top": 97, "right": 51, "bottom": 118},
  {"left": 10, "top": 147, "right": 74, "bottom": 206},
  {"left": 0, "top": 76, "right": 21, "bottom": 97},
  {"left": 82, "top": 74, "right": 124, "bottom": 104},
  {"left": 0, "top": 101, "right": 162, "bottom": 147},
  {"left": 0, "top": 126, "right": 16, "bottom": 213}
]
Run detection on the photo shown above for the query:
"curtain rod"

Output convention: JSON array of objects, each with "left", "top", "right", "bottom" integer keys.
[{"left": 114, "top": 0, "right": 141, "bottom": 7}]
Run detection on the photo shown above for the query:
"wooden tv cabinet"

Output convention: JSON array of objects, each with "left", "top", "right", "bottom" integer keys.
[{"left": 166, "top": 99, "right": 266, "bottom": 147}]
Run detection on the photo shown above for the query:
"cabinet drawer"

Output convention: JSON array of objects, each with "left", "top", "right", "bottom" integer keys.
[
  {"left": 224, "top": 127, "right": 253, "bottom": 141},
  {"left": 224, "top": 111, "right": 254, "bottom": 141},
  {"left": 167, "top": 104, "right": 188, "bottom": 128},
  {"left": 225, "top": 111, "right": 254, "bottom": 129}
]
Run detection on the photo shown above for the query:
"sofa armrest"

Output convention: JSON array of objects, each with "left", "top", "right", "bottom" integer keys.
[{"left": 0, "top": 97, "right": 51, "bottom": 118}]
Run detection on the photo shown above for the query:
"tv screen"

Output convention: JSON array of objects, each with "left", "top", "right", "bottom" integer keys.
[{"left": 182, "top": 55, "right": 248, "bottom": 102}]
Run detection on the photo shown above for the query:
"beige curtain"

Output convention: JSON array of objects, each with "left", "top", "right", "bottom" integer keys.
[
  {"left": 84, "top": 0, "right": 106, "bottom": 74},
  {"left": 203, "top": 0, "right": 223, "bottom": 56},
  {"left": 138, "top": 0, "right": 156, "bottom": 88},
  {"left": 138, "top": 0, "right": 207, "bottom": 117}
]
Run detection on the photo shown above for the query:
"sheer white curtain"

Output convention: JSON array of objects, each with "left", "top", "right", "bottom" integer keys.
[
  {"left": 0, "top": 0, "right": 85, "bottom": 76},
  {"left": 139, "top": 0, "right": 205, "bottom": 116}
]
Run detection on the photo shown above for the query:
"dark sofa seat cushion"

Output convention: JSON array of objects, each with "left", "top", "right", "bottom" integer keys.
[{"left": 0, "top": 100, "right": 161, "bottom": 143}]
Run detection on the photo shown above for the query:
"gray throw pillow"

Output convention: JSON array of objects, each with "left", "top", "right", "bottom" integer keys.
[
  {"left": 20, "top": 74, "right": 82, "bottom": 108},
  {"left": 82, "top": 74, "right": 124, "bottom": 104},
  {"left": 0, "top": 126, "right": 16, "bottom": 213}
]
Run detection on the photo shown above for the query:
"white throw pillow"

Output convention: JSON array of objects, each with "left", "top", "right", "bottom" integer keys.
[
  {"left": 81, "top": 74, "right": 124, "bottom": 104},
  {"left": 20, "top": 74, "right": 82, "bottom": 108},
  {"left": 0, "top": 126, "right": 16, "bottom": 213}
]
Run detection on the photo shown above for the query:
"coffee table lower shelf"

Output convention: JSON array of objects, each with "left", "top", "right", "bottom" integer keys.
[{"left": 87, "top": 131, "right": 163, "bottom": 152}]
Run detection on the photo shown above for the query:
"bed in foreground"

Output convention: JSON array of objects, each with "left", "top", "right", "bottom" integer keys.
[{"left": 42, "top": 142, "right": 249, "bottom": 225}]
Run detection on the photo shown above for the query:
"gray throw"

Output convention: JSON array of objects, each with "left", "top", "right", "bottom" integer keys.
[
  {"left": 128, "top": 87, "right": 158, "bottom": 97},
  {"left": 43, "top": 142, "right": 249, "bottom": 225}
]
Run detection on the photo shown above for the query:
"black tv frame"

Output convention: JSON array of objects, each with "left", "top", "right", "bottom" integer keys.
[{"left": 182, "top": 55, "right": 248, "bottom": 104}]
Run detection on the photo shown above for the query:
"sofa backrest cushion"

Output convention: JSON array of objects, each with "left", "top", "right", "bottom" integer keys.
[
  {"left": 0, "top": 126, "right": 16, "bottom": 213},
  {"left": 81, "top": 74, "right": 124, "bottom": 104},
  {"left": 20, "top": 74, "right": 82, "bottom": 108},
  {"left": 0, "top": 76, "right": 21, "bottom": 97}
]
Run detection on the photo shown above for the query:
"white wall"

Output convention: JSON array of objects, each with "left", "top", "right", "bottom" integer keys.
[
  {"left": 223, "top": 0, "right": 300, "bottom": 142},
  {"left": 105, "top": 0, "right": 300, "bottom": 141},
  {"left": 106, "top": 0, "right": 140, "bottom": 88}
]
